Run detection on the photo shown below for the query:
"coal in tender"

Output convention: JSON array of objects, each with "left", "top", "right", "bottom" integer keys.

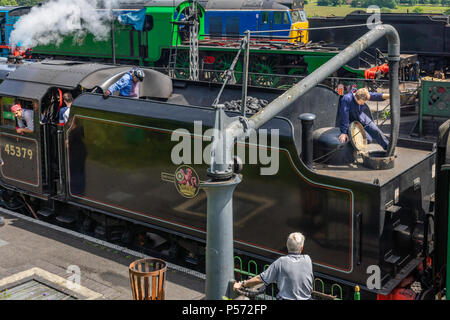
[{"left": 223, "top": 96, "right": 269, "bottom": 114}]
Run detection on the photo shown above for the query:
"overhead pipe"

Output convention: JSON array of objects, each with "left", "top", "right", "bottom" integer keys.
[
  {"left": 225, "top": 24, "right": 400, "bottom": 159},
  {"left": 204, "top": 25, "right": 400, "bottom": 300}
]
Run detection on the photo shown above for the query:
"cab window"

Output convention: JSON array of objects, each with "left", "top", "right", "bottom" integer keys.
[
  {"left": 1, "top": 96, "right": 16, "bottom": 128},
  {"left": 291, "top": 10, "right": 307, "bottom": 23},
  {"left": 274, "top": 12, "right": 282, "bottom": 24},
  {"left": 0, "top": 96, "right": 35, "bottom": 131},
  {"left": 283, "top": 12, "right": 290, "bottom": 24},
  {"left": 261, "top": 12, "right": 269, "bottom": 24},
  {"left": 274, "top": 12, "right": 290, "bottom": 25}
]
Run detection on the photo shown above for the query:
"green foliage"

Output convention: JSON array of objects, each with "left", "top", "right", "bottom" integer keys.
[
  {"left": 317, "top": 0, "right": 332, "bottom": 5},
  {"left": 362, "top": 0, "right": 398, "bottom": 8},
  {"left": 381, "top": 6, "right": 392, "bottom": 11},
  {"left": 381, "top": 109, "right": 391, "bottom": 120},
  {"left": 412, "top": 6, "right": 424, "bottom": 12},
  {"left": 15, "top": 0, "right": 44, "bottom": 5},
  {"left": 0, "top": 0, "right": 18, "bottom": 6},
  {"left": 331, "top": 0, "right": 345, "bottom": 5},
  {"left": 350, "top": 0, "right": 364, "bottom": 6}
]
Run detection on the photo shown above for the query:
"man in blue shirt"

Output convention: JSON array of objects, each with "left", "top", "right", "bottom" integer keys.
[
  {"left": 103, "top": 68, "right": 145, "bottom": 99},
  {"left": 59, "top": 92, "right": 73, "bottom": 125},
  {"left": 233, "top": 232, "right": 313, "bottom": 300},
  {"left": 338, "top": 88, "right": 390, "bottom": 150}
]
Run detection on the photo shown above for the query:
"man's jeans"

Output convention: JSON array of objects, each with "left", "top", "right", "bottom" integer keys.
[{"left": 359, "top": 112, "right": 389, "bottom": 150}]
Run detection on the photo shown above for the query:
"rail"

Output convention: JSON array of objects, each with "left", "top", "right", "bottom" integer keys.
[{"left": 233, "top": 255, "right": 361, "bottom": 300}]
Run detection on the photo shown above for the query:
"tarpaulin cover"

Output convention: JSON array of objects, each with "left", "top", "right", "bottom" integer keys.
[{"left": 117, "top": 8, "right": 146, "bottom": 31}]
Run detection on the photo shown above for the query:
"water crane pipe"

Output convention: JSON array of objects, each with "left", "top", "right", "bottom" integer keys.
[{"left": 203, "top": 25, "right": 400, "bottom": 300}]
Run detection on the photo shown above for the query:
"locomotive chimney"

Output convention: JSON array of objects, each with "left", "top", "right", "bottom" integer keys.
[{"left": 299, "top": 113, "right": 316, "bottom": 169}]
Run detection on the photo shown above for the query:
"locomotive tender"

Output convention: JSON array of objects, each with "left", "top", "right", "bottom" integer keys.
[{"left": 0, "top": 58, "right": 436, "bottom": 299}]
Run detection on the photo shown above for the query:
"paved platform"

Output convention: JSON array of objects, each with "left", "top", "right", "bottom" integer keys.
[{"left": 0, "top": 208, "right": 205, "bottom": 300}]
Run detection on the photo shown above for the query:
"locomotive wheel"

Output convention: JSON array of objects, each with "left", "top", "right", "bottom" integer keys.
[
  {"left": 213, "top": 53, "right": 242, "bottom": 84},
  {"left": 278, "top": 67, "right": 307, "bottom": 89},
  {"left": 250, "top": 57, "right": 280, "bottom": 88},
  {"left": 174, "top": 50, "right": 190, "bottom": 80}
]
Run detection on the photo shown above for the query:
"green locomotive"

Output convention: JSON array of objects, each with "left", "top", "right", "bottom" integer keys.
[{"left": 31, "top": 0, "right": 413, "bottom": 89}]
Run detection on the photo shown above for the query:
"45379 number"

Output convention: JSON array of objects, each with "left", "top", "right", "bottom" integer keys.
[{"left": 4, "top": 144, "right": 33, "bottom": 160}]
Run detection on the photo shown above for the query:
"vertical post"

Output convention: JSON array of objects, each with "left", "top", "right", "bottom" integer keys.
[
  {"left": 241, "top": 30, "right": 250, "bottom": 117},
  {"left": 57, "top": 126, "right": 66, "bottom": 197},
  {"left": 201, "top": 103, "right": 241, "bottom": 300},
  {"left": 447, "top": 187, "right": 450, "bottom": 300},
  {"left": 189, "top": 0, "right": 199, "bottom": 81},
  {"left": 202, "top": 176, "right": 241, "bottom": 300},
  {"left": 354, "top": 285, "right": 361, "bottom": 300},
  {"left": 111, "top": 17, "right": 116, "bottom": 65}
]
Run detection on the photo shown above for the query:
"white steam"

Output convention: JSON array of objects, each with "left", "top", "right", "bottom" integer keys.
[{"left": 9, "top": 0, "right": 137, "bottom": 49}]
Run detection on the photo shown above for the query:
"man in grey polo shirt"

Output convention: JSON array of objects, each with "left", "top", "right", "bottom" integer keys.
[
  {"left": 233, "top": 232, "right": 314, "bottom": 300},
  {"left": 11, "top": 104, "right": 34, "bottom": 134}
]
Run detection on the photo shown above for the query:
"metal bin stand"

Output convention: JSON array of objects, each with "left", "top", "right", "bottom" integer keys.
[{"left": 129, "top": 258, "right": 167, "bottom": 300}]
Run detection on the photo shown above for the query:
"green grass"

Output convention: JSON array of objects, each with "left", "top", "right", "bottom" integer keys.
[{"left": 305, "top": 0, "right": 449, "bottom": 16}]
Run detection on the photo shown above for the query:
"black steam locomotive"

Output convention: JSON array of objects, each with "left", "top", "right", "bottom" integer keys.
[{"left": 0, "top": 60, "right": 436, "bottom": 299}]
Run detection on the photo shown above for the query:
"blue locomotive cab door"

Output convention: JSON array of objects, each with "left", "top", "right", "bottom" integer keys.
[{"left": 0, "top": 96, "right": 44, "bottom": 196}]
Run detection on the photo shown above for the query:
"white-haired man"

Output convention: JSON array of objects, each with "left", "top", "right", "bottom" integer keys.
[{"left": 233, "top": 232, "right": 314, "bottom": 300}]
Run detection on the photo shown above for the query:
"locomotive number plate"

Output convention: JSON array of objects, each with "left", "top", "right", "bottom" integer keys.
[
  {"left": 4, "top": 144, "right": 33, "bottom": 160},
  {"left": 0, "top": 133, "right": 39, "bottom": 186}
]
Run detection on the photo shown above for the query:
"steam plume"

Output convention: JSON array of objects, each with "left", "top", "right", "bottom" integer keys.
[{"left": 9, "top": 0, "right": 141, "bottom": 49}]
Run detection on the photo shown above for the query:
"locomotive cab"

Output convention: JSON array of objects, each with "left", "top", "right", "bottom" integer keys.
[
  {"left": 0, "top": 96, "right": 41, "bottom": 195},
  {"left": 0, "top": 61, "right": 173, "bottom": 200}
]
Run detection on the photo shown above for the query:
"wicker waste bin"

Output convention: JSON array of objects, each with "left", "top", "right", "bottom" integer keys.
[{"left": 129, "top": 258, "right": 167, "bottom": 300}]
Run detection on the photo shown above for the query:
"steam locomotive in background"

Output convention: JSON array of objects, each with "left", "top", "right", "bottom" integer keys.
[
  {"left": 308, "top": 12, "right": 450, "bottom": 77},
  {"left": 26, "top": 0, "right": 416, "bottom": 88},
  {"left": 0, "top": 2, "right": 448, "bottom": 84}
]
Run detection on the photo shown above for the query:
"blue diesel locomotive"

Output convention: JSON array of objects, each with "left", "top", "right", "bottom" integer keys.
[{"left": 204, "top": 0, "right": 308, "bottom": 43}]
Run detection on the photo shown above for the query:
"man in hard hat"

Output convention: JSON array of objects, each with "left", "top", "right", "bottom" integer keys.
[{"left": 103, "top": 68, "right": 145, "bottom": 99}]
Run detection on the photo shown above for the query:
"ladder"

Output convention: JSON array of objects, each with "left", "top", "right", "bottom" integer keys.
[{"left": 167, "top": 3, "right": 180, "bottom": 78}]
